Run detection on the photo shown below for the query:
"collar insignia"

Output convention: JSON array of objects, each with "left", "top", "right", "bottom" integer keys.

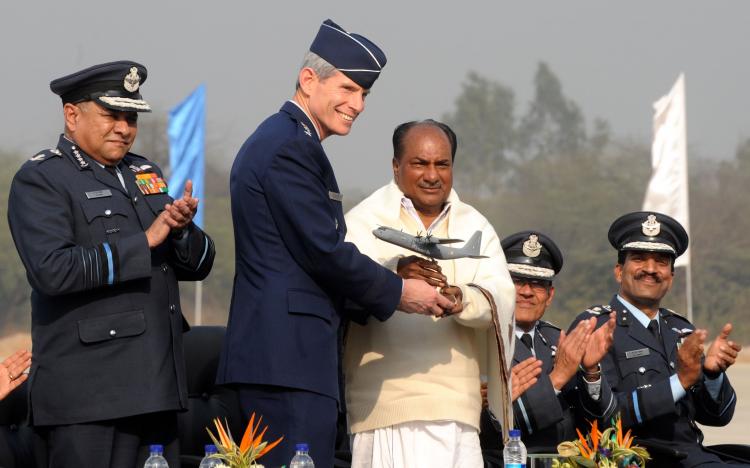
[
  {"left": 71, "top": 146, "right": 89, "bottom": 169},
  {"left": 300, "top": 122, "right": 312, "bottom": 137},
  {"left": 522, "top": 234, "right": 542, "bottom": 257},
  {"left": 124, "top": 67, "right": 140, "bottom": 92},
  {"left": 50, "top": 148, "right": 62, "bottom": 156},
  {"left": 642, "top": 214, "right": 661, "bottom": 236}
]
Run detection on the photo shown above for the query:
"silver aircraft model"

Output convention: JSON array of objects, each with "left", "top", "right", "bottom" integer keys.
[{"left": 372, "top": 226, "right": 488, "bottom": 260}]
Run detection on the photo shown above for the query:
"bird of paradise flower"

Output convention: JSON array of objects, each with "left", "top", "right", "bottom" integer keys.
[
  {"left": 206, "top": 412, "right": 284, "bottom": 467},
  {"left": 553, "top": 415, "right": 650, "bottom": 468}
]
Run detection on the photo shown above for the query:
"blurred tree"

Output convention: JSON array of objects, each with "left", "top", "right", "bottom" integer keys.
[
  {"left": 516, "top": 62, "right": 588, "bottom": 162},
  {"left": 442, "top": 72, "right": 518, "bottom": 194},
  {"left": 690, "top": 138, "right": 750, "bottom": 338}
]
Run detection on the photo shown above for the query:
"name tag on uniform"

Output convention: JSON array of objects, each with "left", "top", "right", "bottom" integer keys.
[
  {"left": 328, "top": 191, "right": 343, "bottom": 202},
  {"left": 625, "top": 348, "right": 650, "bottom": 359},
  {"left": 86, "top": 189, "right": 112, "bottom": 199}
]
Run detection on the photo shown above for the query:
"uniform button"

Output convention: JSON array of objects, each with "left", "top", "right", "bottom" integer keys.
[
  {"left": 169, "top": 304, "right": 176, "bottom": 312},
  {"left": 109, "top": 329, "right": 117, "bottom": 337},
  {"left": 162, "top": 264, "right": 168, "bottom": 273},
  {"left": 133, "top": 196, "right": 138, "bottom": 203},
  {"left": 104, "top": 209, "right": 112, "bottom": 216},
  {"left": 670, "top": 361, "right": 675, "bottom": 369},
  {"left": 638, "top": 367, "right": 646, "bottom": 374}
]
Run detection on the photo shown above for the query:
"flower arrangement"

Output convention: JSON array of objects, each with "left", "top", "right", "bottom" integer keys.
[
  {"left": 552, "top": 416, "right": 650, "bottom": 468},
  {"left": 206, "top": 412, "right": 284, "bottom": 468}
]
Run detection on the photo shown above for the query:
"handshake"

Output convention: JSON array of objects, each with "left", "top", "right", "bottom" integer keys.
[{"left": 396, "top": 256, "right": 461, "bottom": 317}]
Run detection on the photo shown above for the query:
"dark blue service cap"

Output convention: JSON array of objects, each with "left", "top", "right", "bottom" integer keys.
[
  {"left": 309, "top": 19, "right": 386, "bottom": 89},
  {"left": 501, "top": 231, "right": 563, "bottom": 281},
  {"left": 608, "top": 211, "right": 688, "bottom": 258},
  {"left": 50, "top": 60, "right": 151, "bottom": 113}
]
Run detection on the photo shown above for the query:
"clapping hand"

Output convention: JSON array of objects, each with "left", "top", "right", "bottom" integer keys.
[
  {"left": 0, "top": 350, "right": 31, "bottom": 400},
  {"left": 704, "top": 323, "right": 742, "bottom": 375}
]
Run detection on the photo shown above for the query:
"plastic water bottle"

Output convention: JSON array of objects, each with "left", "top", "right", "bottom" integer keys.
[
  {"left": 144, "top": 444, "right": 169, "bottom": 468},
  {"left": 503, "top": 429, "right": 527, "bottom": 468},
  {"left": 199, "top": 444, "right": 221, "bottom": 467},
  {"left": 289, "top": 443, "right": 315, "bottom": 468}
]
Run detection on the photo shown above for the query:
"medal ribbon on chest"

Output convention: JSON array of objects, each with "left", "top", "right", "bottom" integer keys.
[{"left": 135, "top": 173, "right": 168, "bottom": 195}]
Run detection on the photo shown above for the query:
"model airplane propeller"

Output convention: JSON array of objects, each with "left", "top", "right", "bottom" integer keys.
[{"left": 372, "top": 226, "right": 488, "bottom": 260}]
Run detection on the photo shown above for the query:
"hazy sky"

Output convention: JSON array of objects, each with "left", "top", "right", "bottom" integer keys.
[{"left": 2, "top": 1, "right": 748, "bottom": 193}]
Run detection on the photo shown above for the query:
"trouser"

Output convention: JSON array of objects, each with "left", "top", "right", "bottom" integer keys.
[
  {"left": 236, "top": 384, "right": 338, "bottom": 468},
  {"left": 33, "top": 411, "right": 179, "bottom": 468}
]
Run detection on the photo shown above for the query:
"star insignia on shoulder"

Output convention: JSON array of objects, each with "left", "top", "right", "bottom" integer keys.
[
  {"left": 585, "top": 306, "right": 603, "bottom": 316},
  {"left": 29, "top": 154, "right": 46, "bottom": 161},
  {"left": 300, "top": 122, "right": 312, "bottom": 137}
]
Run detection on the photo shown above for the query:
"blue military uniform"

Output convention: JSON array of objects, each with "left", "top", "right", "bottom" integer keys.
[
  {"left": 217, "top": 19, "right": 399, "bottom": 466},
  {"left": 481, "top": 231, "right": 580, "bottom": 461},
  {"left": 511, "top": 321, "right": 579, "bottom": 449},
  {"left": 8, "top": 61, "right": 215, "bottom": 467},
  {"left": 572, "top": 211, "right": 746, "bottom": 467},
  {"left": 573, "top": 297, "right": 737, "bottom": 467}
]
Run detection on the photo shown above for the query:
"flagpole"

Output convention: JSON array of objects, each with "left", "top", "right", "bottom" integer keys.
[{"left": 195, "top": 281, "right": 203, "bottom": 325}]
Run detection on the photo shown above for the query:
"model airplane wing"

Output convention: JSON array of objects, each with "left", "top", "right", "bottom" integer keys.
[{"left": 422, "top": 233, "right": 464, "bottom": 244}]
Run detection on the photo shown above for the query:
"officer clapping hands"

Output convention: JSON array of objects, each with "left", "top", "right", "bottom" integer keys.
[
  {"left": 510, "top": 357, "right": 542, "bottom": 401},
  {"left": 677, "top": 323, "right": 743, "bottom": 390},
  {"left": 145, "top": 179, "right": 199, "bottom": 248},
  {"left": 704, "top": 323, "right": 743, "bottom": 374},
  {"left": 677, "top": 329, "right": 706, "bottom": 389},
  {"left": 548, "top": 318, "right": 594, "bottom": 391},
  {"left": 581, "top": 312, "right": 616, "bottom": 374}
]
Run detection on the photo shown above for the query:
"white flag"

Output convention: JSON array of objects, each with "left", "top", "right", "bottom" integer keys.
[{"left": 643, "top": 74, "right": 690, "bottom": 267}]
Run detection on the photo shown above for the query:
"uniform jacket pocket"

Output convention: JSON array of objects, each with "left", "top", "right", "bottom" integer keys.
[
  {"left": 617, "top": 353, "right": 665, "bottom": 388},
  {"left": 78, "top": 310, "right": 146, "bottom": 343},
  {"left": 287, "top": 289, "right": 333, "bottom": 323},
  {"left": 81, "top": 198, "right": 129, "bottom": 223}
]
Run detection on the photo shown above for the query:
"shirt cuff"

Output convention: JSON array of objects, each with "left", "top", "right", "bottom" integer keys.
[
  {"left": 584, "top": 376, "right": 602, "bottom": 401},
  {"left": 703, "top": 372, "right": 725, "bottom": 401},
  {"left": 670, "top": 374, "right": 687, "bottom": 402}
]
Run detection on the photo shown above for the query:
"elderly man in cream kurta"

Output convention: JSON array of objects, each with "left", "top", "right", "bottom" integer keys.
[{"left": 344, "top": 120, "right": 515, "bottom": 468}]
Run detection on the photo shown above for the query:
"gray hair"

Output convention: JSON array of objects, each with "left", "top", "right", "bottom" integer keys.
[{"left": 295, "top": 51, "right": 338, "bottom": 89}]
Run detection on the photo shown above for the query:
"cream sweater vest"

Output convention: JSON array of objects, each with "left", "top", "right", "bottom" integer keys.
[{"left": 343, "top": 182, "right": 515, "bottom": 434}]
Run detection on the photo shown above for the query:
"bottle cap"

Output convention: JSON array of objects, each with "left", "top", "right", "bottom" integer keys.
[
  {"left": 509, "top": 429, "right": 521, "bottom": 438},
  {"left": 149, "top": 444, "right": 164, "bottom": 453},
  {"left": 205, "top": 444, "right": 217, "bottom": 454},
  {"left": 295, "top": 442, "right": 309, "bottom": 452}
]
